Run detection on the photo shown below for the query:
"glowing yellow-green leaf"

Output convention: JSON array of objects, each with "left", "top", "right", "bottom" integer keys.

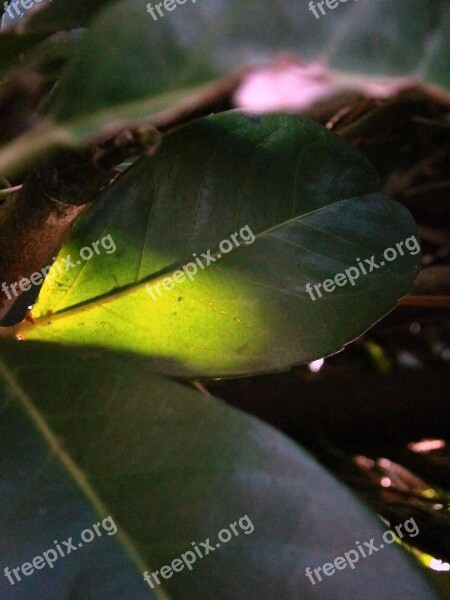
[{"left": 13, "top": 112, "right": 421, "bottom": 377}]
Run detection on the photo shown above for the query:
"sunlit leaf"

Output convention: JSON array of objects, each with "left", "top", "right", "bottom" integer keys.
[{"left": 13, "top": 112, "right": 421, "bottom": 377}]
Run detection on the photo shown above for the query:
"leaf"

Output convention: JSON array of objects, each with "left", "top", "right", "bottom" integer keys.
[
  {"left": 23, "top": 0, "right": 118, "bottom": 32},
  {"left": 13, "top": 112, "right": 421, "bottom": 378},
  {"left": 0, "top": 0, "right": 224, "bottom": 176},
  {"left": 0, "top": 412, "right": 157, "bottom": 600},
  {"left": 1, "top": 0, "right": 448, "bottom": 176},
  {"left": 0, "top": 338, "right": 439, "bottom": 599},
  {"left": 24, "top": 31, "right": 82, "bottom": 81},
  {"left": 0, "top": 32, "right": 48, "bottom": 77},
  {"left": 49, "top": 1, "right": 219, "bottom": 133},
  {"left": 36, "top": 0, "right": 450, "bottom": 127},
  {"left": 324, "top": 0, "right": 450, "bottom": 89},
  {"left": 11, "top": 0, "right": 450, "bottom": 93}
]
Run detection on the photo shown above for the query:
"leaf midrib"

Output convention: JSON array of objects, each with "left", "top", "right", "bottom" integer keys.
[
  {"left": 17, "top": 194, "right": 368, "bottom": 334},
  {"left": 0, "top": 356, "right": 171, "bottom": 600}
]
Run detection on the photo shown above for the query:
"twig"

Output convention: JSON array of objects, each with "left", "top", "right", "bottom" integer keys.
[
  {"left": 0, "top": 184, "right": 22, "bottom": 198},
  {"left": 399, "top": 295, "right": 450, "bottom": 308}
]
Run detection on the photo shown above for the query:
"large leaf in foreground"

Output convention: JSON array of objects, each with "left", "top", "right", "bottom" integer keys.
[
  {"left": 0, "top": 339, "right": 438, "bottom": 599},
  {"left": 0, "top": 424, "right": 155, "bottom": 600},
  {"left": 13, "top": 112, "right": 421, "bottom": 377}
]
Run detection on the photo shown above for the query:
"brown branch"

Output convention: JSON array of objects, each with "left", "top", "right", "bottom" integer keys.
[
  {"left": 0, "top": 177, "right": 86, "bottom": 320},
  {"left": 399, "top": 295, "right": 450, "bottom": 308},
  {"left": 0, "top": 116, "right": 165, "bottom": 323},
  {"left": 0, "top": 144, "right": 117, "bottom": 321},
  {"left": 149, "top": 69, "right": 248, "bottom": 133}
]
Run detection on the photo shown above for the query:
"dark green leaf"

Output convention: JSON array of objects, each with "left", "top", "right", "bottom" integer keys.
[
  {"left": 0, "top": 32, "right": 48, "bottom": 78},
  {"left": 24, "top": 0, "right": 118, "bottom": 32},
  {"left": 2, "top": 0, "right": 448, "bottom": 175},
  {"left": 0, "top": 338, "right": 439, "bottom": 599}
]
